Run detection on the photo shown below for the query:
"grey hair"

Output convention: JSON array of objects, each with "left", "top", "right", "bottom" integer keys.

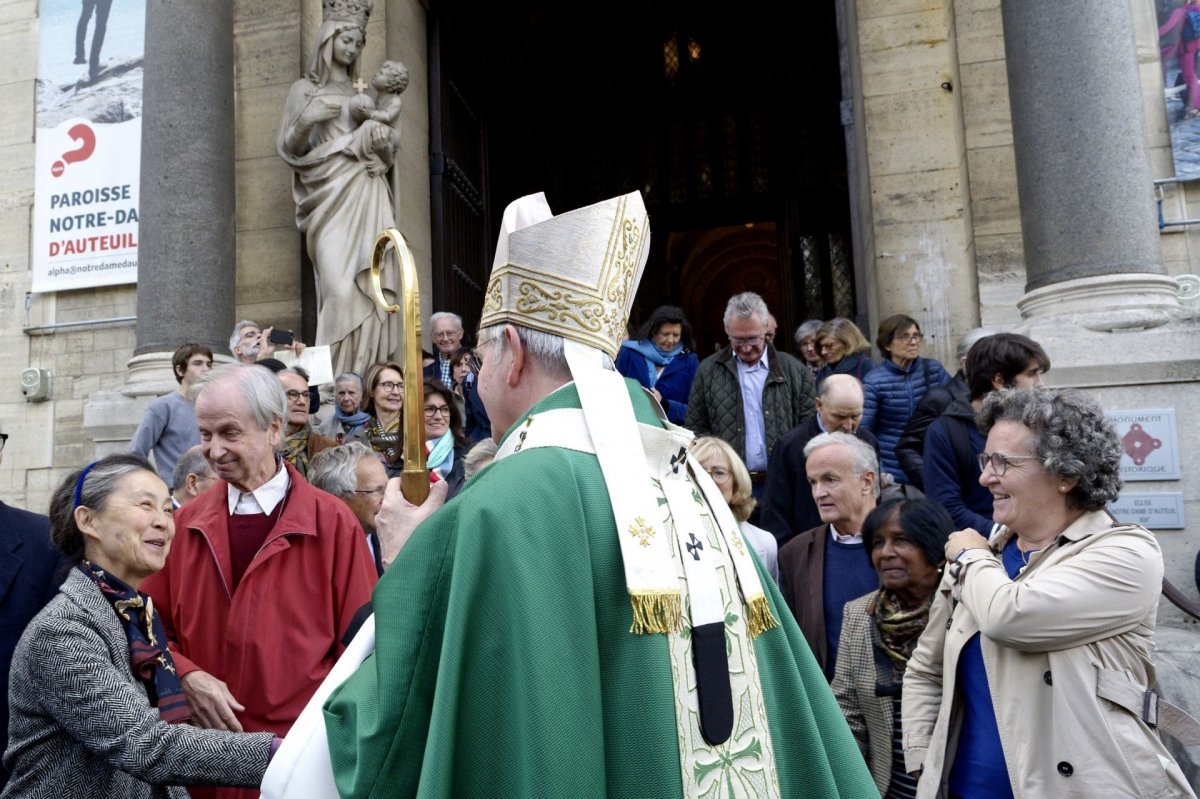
[
  {"left": 171, "top": 445, "right": 213, "bottom": 492},
  {"left": 480, "top": 323, "right": 567, "bottom": 380},
  {"left": 229, "top": 320, "right": 259, "bottom": 352},
  {"left": 957, "top": 327, "right": 995, "bottom": 361},
  {"left": 977, "top": 387, "right": 1122, "bottom": 511},
  {"left": 280, "top": 366, "right": 310, "bottom": 383},
  {"left": 722, "top": 292, "right": 770, "bottom": 327},
  {"left": 193, "top": 364, "right": 286, "bottom": 432},
  {"left": 308, "top": 441, "right": 376, "bottom": 498},
  {"left": 794, "top": 319, "right": 823, "bottom": 347},
  {"left": 335, "top": 372, "right": 363, "bottom": 391},
  {"left": 49, "top": 454, "right": 158, "bottom": 562},
  {"left": 803, "top": 431, "right": 881, "bottom": 499},
  {"left": 463, "top": 438, "right": 499, "bottom": 481},
  {"left": 430, "top": 311, "right": 464, "bottom": 331}
]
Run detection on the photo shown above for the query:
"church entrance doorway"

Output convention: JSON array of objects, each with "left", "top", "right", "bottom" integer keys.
[{"left": 428, "top": 0, "right": 856, "bottom": 351}]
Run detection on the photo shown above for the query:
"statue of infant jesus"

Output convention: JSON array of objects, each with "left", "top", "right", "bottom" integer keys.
[{"left": 347, "top": 60, "right": 409, "bottom": 177}]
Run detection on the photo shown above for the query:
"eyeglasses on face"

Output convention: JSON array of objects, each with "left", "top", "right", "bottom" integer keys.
[
  {"left": 351, "top": 487, "right": 386, "bottom": 497},
  {"left": 977, "top": 451, "right": 1038, "bottom": 476},
  {"left": 894, "top": 331, "right": 924, "bottom": 343},
  {"left": 728, "top": 336, "right": 763, "bottom": 348},
  {"left": 704, "top": 466, "right": 731, "bottom": 483},
  {"left": 468, "top": 336, "right": 499, "bottom": 376},
  {"left": 378, "top": 381, "right": 404, "bottom": 394},
  {"left": 818, "top": 340, "right": 840, "bottom": 352},
  {"left": 423, "top": 405, "right": 451, "bottom": 418},
  {"left": 284, "top": 390, "right": 308, "bottom": 403},
  {"left": 432, "top": 331, "right": 461, "bottom": 341}
]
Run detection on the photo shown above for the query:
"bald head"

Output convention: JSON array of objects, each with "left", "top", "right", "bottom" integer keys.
[{"left": 816, "top": 374, "right": 864, "bottom": 433}]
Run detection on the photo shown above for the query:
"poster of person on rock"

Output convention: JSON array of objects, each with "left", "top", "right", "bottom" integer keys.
[{"left": 32, "top": 0, "right": 144, "bottom": 292}]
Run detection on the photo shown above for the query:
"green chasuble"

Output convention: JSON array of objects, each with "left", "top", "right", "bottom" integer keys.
[{"left": 324, "top": 381, "right": 878, "bottom": 799}]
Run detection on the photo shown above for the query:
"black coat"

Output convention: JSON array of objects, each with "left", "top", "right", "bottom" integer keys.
[
  {"left": 759, "top": 417, "right": 880, "bottom": 547},
  {"left": 895, "top": 371, "right": 970, "bottom": 490},
  {"left": 0, "top": 501, "right": 67, "bottom": 788}
]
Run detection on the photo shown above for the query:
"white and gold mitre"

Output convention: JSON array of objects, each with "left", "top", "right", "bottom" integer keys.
[
  {"left": 479, "top": 191, "right": 650, "bottom": 360},
  {"left": 322, "top": 0, "right": 372, "bottom": 28}
]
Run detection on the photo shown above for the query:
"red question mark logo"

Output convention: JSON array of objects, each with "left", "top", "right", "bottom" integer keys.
[{"left": 50, "top": 123, "right": 97, "bottom": 178}]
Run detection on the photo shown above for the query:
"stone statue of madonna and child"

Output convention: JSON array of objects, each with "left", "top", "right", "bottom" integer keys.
[{"left": 278, "top": 0, "right": 411, "bottom": 375}]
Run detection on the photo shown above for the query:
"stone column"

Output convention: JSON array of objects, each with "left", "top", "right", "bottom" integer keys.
[
  {"left": 85, "top": 1, "right": 236, "bottom": 453},
  {"left": 1002, "top": 0, "right": 1180, "bottom": 327},
  {"left": 134, "top": 0, "right": 236, "bottom": 364}
]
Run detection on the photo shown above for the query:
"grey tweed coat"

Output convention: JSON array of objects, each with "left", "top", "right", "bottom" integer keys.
[{"left": 2, "top": 569, "right": 273, "bottom": 799}]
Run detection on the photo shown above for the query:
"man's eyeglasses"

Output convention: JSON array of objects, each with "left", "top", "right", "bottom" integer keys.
[
  {"left": 468, "top": 336, "right": 498, "bottom": 376},
  {"left": 284, "top": 390, "right": 308, "bottom": 403},
  {"left": 432, "top": 332, "right": 461, "bottom": 341},
  {"left": 351, "top": 487, "right": 386, "bottom": 498},
  {"left": 378, "top": 381, "right": 403, "bottom": 393},
  {"left": 423, "top": 405, "right": 451, "bottom": 418},
  {"left": 728, "top": 336, "right": 764, "bottom": 348},
  {"left": 977, "top": 451, "right": 1037, "bottom": 476}
]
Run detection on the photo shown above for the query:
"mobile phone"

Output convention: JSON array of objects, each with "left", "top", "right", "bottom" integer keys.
[{"left": 268, "top": 328, "right": 294, "bottom": 346}]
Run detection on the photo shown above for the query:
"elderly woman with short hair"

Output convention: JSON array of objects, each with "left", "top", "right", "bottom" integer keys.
[
  {"left": 318, "top": 371, "right": 370, "bottom": 444},
  {"left": 902, "top": 388, "right": 1195, "bottom": 799},
  {"left": 690, "top": 436, "right": 779, "bottom": 584},
  {"left": 793, "top": 319, "right": 824, "bottom": 382},
  {"left": 3, "top": 454, "right": 275, "bottom": 799}
]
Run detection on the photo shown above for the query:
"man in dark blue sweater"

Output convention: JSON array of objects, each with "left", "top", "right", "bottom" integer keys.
[{"left": 777, "top": 432, "right": 880, "bottom": 679}]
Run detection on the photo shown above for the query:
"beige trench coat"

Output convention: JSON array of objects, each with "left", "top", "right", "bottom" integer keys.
[{"left": 901, "top": 510, "right": 1195, "bottom": 798}]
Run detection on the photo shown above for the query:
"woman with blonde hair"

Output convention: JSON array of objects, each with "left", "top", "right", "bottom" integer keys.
[
  {"left": 815, "top": 318, "right": 875, "bottom": 387},
  {"left": 690, "top": 436, "right": 779, "bottom": 583}
]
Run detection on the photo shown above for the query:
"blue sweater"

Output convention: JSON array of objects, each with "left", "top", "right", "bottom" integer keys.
[
  {"left": 924, "top": 410, "right": 994, "bottom": 533},
  {"left": 615, "top": 345, "right": 699, "bottom": 425},
  {"left": 861, "top": 357, "right": 951, "bottom": 483}
]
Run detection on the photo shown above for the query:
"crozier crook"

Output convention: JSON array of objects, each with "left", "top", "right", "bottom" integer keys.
[{"left": 369, "top": 228, "right": 428, "bottom": 503}]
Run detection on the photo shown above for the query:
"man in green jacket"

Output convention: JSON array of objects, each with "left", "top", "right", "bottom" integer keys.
[
  {"left": 320, "top": 192, "right": 875, "bottom": 799},
  {"left": 685, "top": 293, "right": 816, "bottom": 495}
]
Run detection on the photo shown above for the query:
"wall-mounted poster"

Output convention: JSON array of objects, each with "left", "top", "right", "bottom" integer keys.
[
  {"left": 31, "top": 0, "right": 144, "bottom": 292},
  {"left": 1106, "top": 408, "right": 1181, "bottom": 481}
]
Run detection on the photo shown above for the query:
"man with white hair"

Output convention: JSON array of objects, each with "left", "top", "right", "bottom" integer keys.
[
  {"left": 423, "top": 311, "right": 464, "bottom": 387},
  {"left": 308, "top": 441, "right": 389, "bottom": 574},
  {"left": 229, "top": 319, "right": 305, "bottom": 365},
  {"left": 141, "top": 364, "right": 377, "bottom": 798},
  {"left": 685, "top": 292, "right": 815, "bottom": 498},
  {"left": 316, "top": 193, "right": 875, "bottom": 798},
  {"left": 760, "top": 375, "right": 880, "bottom": 546},
  {"left": 777, "top": 432, "right": 880, "bottom": 679}
]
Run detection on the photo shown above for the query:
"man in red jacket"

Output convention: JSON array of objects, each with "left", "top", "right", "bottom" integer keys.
[{"left": 142, "top": 364, "right": 377, "bottom": 797}]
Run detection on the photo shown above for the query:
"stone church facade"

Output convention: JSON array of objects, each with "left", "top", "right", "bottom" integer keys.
[{"left": 1, "top": 0, "right": 1198, "bottom": 599}]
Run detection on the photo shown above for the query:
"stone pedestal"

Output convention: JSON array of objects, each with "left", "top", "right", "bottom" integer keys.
[{"left": 1003, "top": 0, "right": 1200, "bottom": 622}]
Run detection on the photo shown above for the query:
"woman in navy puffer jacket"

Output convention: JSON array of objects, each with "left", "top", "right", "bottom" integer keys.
[
  {"left": 861, "top": 315, "right": 950, "bottom": 485},
  {"left": 615, "top": 305, "right": 700, "bottom": 425}
]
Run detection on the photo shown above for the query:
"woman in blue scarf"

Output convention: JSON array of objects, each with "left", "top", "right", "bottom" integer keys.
[
  {"left": 421, "top": 380, "right": 469, "bottom": 499},
  {"left": 614, "top": 305, "right": 699, "bottom": 425}
]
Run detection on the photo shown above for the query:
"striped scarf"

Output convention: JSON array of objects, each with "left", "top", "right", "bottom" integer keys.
[{"left": 77, "top": 560, "right": 191, "bottom": 723}]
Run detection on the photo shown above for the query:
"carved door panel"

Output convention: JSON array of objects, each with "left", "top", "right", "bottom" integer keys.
[{"left": 428, "top": 10, "right": 490, "bottom": 343}]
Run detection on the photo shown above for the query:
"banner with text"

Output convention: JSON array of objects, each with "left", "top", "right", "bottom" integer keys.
[{"left": 32, "top": 0, "right": 145, "bottom": 292}]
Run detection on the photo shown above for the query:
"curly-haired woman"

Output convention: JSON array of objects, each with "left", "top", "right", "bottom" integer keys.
[{"left": 902, "top": 387, "right": 1195, "bottom": 798}]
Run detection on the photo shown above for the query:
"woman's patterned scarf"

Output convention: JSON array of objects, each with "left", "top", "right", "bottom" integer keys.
[
  {"left": 872, "top": 587, "right": 933, "bottom": 665},
  {"left": 282, "top": 424, "right": 312, "bottom": 477},
  {"left": 366, "top": 414, "right": 402, "bottom": 465},
  {"left": 78, "top": 560, "right": 191, "bottom": 723}
]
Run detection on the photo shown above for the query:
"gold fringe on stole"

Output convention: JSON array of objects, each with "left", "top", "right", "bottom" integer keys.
[
  {"left": 745, "top": 594, "right": 779, "bottom": 638},
  {"left": 628, "top": 591, "right": 683, "bottom": 634}
]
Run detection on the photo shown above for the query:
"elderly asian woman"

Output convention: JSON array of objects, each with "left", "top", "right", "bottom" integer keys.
[
  {"left": 2, "top": 454, "right": 275, "bottom": 799},
  {"left": 690, "top": 436, "right": 779, "bottom": 584},
  {"left": 832, "top": 498, "right": 954, "bottom": 799},
  {"left": 902, "top": 388, "right": 1196, "bottom": 799}
]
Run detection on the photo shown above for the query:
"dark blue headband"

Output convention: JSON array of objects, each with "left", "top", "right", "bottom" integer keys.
[{"left": 72, "top": 461, "right": 100, "bottom": 510}]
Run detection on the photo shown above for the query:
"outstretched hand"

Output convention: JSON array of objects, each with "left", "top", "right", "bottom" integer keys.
[{"left": 375, "top": 477, "right": 448, "bottom": 571}]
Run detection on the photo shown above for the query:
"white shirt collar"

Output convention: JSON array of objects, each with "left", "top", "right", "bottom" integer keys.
[
  {"left": 829, "top": 523, "right": 864, "bottom": 545},
  {"left": 226, "top": 460, "right": 290, "bottom": 515},
  {"left": 736, "top": 349, "right": 770, "bottom": 371}
]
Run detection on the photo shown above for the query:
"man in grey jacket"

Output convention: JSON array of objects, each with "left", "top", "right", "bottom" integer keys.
[{"left": 685, "top": 292, "right": 815, "bottom": 497}]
